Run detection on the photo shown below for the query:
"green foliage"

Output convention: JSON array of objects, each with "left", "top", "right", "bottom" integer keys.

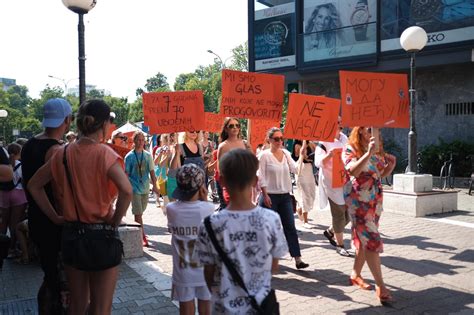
[
  {"left": 229, "top": 42, "right": 248, "bottom": 71},
  {"left": 419, "top": 140, "right": 474, "bottom": 177},
  {"left": 383, "top": 138, "right": 404, "bottom": 173}
]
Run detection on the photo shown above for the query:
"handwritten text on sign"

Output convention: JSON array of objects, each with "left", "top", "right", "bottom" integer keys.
[
  {"left": 284, "top": 93, "right": 339, "bottom": 141},
  {"left": 143, "top": 91, "right": 205, "bottom": 134},
  {"left": 249, "top": 119, "right": 280, "bottom": 152},
  {"left": 220, "top": 69, "right": 284, "bottom": 121},
  {"left": 331, "top": 148, "right": 345, "bottom": 188},
  {"left": 339, "top": 71, "right": 409, "bottom": 128},
  {"left": 204, "top": 112, "right": 224, "bottom": 133}
]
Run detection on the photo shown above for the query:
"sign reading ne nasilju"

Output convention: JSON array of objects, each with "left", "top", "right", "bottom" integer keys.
[
  {"left": 331, "top": 148, "right": 345, "bottom": 188},
  {"left": 143, "top": 91, "right": 205, "bottom": 134},
  {"left": 220, "top": 69, "right": 284, "bottom": 121},
  {"left": 204, "top": 112, "right": 224, "bottom": 133},
  {"left": 339, "top": 71, "right": 409, "bottom": 128},
  {"left": 283, "top": 93, "right": 340, "bottom": 141},
  {"left": 249, "top": 119, "right": 280, "bottom": 152}
]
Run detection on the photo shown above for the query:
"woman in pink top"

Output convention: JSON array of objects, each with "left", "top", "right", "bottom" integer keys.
[{"left": 28, "top": 99, "right": 133, "bottom": 315}]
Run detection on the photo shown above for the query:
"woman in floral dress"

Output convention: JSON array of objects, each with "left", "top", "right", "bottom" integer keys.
[{"left": 343, "top": 127, "right": 396, "bottom": 304}]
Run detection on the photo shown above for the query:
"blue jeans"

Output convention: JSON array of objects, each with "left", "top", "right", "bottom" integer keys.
[{"left": 259, "top": 193, "right": 301, "bottom": 257}]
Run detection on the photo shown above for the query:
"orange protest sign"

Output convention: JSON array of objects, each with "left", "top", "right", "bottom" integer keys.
[
  {"left": 283, "top": 93, "right": 340, "bottom": 141},
  {"left": 105, "top": 123, "right": 117, "bottom": 142},
  {"left": 204, "top": 112, "right": 224, "bottom": 133},
  {"left": 339, "top": 71, "right": 409, "bottom": 128},
  {"left": 249, "top": 119, "right": 280, "bottom": 152},
  {"left": 107, "top": 143, "right": 130, "bottom": 160},
  {"left": 143, "top": 91, "right": 205, "bottom": 134},
  {"left": 331, "top": 148, "right": 345, "bottom": 188},
  {"left": 220, "top": 69, "right": 284, "bottom": 121}
]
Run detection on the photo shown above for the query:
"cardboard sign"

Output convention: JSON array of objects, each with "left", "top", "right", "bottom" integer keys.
[
  {"left": 106, "top": 123, "right": 117, "bottom": 141},
  {"left": 107, "top": 143, "right": 130, "bottom": 160},
  {"left": 220, "top": 69, "right": 284, "bottom": 121},
  {"left": 332, "top": 148, "right": 345, "bottom": 188},
  {"left": 283, "top": 93, "right": 340, "bottom": 141},
  {"left": 249, "top": 119, "right": 280, "bottom": 152},
  {"left": 204, "top": 112, "right": 224, "bottom": 133},
  {"left": 143, "top": 91, "right": 205, "bottom": 134},
  {"left": 339, "top": 71, "right": 409, "bottom": 128}
]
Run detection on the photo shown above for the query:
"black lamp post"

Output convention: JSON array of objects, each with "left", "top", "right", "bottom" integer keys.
[
  {"left": 62, "top": 0, "right": 96, "bottom": 105},
  {"left": 400, "top": 26, "right": 427, "bottom": 174}
]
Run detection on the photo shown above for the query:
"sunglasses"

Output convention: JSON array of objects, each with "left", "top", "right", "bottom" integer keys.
[
  {"left": 271, "top": 137, "right": 284, "bottom": 142},
  {"left": 227, "top": 123, "right": 240, "bottom": 129},
  {"left": 190, "top": 130, "right": 201, "bottom": 134}
]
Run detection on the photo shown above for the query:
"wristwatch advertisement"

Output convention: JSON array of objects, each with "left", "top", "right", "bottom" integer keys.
[{"left": 351, "top": 0, "right": 370, "bottom": 41}]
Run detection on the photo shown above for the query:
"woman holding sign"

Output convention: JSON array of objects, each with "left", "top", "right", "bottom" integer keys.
[
  {"left": 258, "top": 127, "right": 309, "bottom": 270},
  {"left": 343, "top": 126, "right": 396, "bottom": 304},
  {"left": 314, "top": 118, "right": 352, "bottom": 257}
]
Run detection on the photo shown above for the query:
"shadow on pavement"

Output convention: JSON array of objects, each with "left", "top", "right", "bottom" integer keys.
[
  {"left": 450, "top": 249, "right": 474, "bottom": 263},
  {"left": 429, "top": 210, "right": 474, "bottom": 218},
  {"left": 344, "top": 286, "right": 474, "bottom": 314},
  {"left": 381, "top": 256, "right": 462, "bottom": 276},
  {"left": 143, "top": 224, "right": 169, "bottom": 236},
  {"left": 382, "top": 235, "right": 457, "bottom": 253},
  {"left": 273, "top": 265, "right": 353, "bottom": 302}
]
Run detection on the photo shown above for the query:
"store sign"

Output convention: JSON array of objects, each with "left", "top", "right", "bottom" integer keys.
[
  {"left": 380, "top": 0, "right": 474, "bottom": 52},
  {"left": 303, "top": 0, "right": 377, "bottom": 63},
  {"left": 254, "top": 3, "right": 296, "bottom": 70}
]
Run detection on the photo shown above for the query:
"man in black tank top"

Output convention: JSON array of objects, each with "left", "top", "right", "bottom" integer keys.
[{"left": 22, "top": 98, "right": 73, "bottom": 315}]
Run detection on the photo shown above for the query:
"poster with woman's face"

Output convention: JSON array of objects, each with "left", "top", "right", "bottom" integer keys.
[{"left": 303, "top": 0, "right": 377, "bottom": 62}]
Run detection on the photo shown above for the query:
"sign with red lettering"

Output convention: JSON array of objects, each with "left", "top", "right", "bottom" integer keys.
[
  {"left": 332, "top": 148, "right": 345, "bottom": 188},
  {"left": 143, "top": 91, "right": 205, "bottom": 133},
  {"left": 283, "top": 93, "right": 339, "bottom": 141},
  {"left": 204, "top": 112, "right": 224, "bottom": 133},
  {"left": 220, "top": 69, "right": 284, "bottom": 121},
  {"left": 249, "top": 119, "right": 280, "bottom": 152},
  {"left": 339, "top": 71, "right": 409, "bottom": 128}
]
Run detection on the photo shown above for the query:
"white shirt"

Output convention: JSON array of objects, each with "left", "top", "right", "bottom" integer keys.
[
  {"left": 166, "top": 200, "right": 214, "bottom": 287},
  {"left": 314, "top": 132, "right": 348, "bottom": 207},
  {"left": 257, "top": 149, "right": 295, "bottom": 194},
  {"left": 12, "top": 160, "right": 23, "bottom": 190},
  {"left": 195, "top": 206, "right": 288, "bottom": 314}
]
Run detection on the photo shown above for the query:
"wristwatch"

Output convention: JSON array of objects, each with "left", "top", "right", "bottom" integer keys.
[
  {"left": 351, "top": 0, "right": 370, "bottom": 41},
  {"left": 410, "top": 0, "right": 441, "bottom": 22}
]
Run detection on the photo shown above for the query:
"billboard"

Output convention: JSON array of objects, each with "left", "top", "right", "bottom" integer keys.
[
  {"left": 254, "top": 3, "right": 296, "bottom": 70},
  {"left": 302, "top": 0, "right": 377, "bottom": 63},
  {"left": 381, "top": 0, "right": 474, "bottom": 52}
]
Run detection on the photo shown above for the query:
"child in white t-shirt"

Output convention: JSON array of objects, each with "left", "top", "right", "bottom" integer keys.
[
  {"left": 166, "top": 163, "right": 214, "bottom": 315},
  {"left": 195, "top": 149, "right": 288, "bottom": 314}
]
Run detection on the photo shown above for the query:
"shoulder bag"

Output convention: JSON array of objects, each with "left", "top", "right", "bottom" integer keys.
[
  {"left": 62, "top": 144, "right": 123, "bottom": 271},
  {"left": 204, "top": 216, "right": 279, "bottom": 314}
]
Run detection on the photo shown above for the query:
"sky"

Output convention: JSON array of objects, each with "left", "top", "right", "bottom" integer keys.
[{"left": 0, "top": 0, "right": 254, "bottom": 102}]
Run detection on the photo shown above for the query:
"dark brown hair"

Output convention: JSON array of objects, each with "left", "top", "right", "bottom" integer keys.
[
  {"left": 220, "top": 117, "right": 241, "bottom": 142},
  {"left": 76, "top": 99, "right": 111, "bottom": 136},
  {"left": 220, "top": 149, "right": 258, "bottom": 191}
]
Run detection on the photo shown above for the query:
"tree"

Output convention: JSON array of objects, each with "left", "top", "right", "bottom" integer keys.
[
  {"left": 230, "top": 41, "right": 248, "bottom": 71},
  {"left": 105, "top": 96, "right": 129, "bottom": 127}
]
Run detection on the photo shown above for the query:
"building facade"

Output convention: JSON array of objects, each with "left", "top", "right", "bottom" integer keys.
[
  {"left": 0, "top": 77, "right": 16, "bottom": 91},
  {"left": 248, "top": 0, "right": 474, "bottom": 157}
]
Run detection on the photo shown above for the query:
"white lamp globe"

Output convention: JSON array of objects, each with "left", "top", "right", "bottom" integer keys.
[
  {"left": 0, "top": 110, "right": 8, "bottom": 118},
  {"left": 400, "top": 26, "right": 428, "bottom": 52},
  {"left": 62, "top": 0, "right": 97, "bottom": 14}
]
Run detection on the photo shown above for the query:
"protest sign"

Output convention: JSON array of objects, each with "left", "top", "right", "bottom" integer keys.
[
  {"left": 339, "top": 71, "right": 409, "bottom": 128},
  {"left": 284, "top": 93, "right": 339, "bottom": 141},
  {"left": 220, "top": 69, "right": 284, "bottom": 121},
  {"left": 143, "top": 91, "right": 205, "bottom": 133},
  {"left": 204, "top": 112, "right": 224, "bottom": 133},
  {"left": 107, "top": 143, "right": 130, "bottom": 160},
  {"left": 106, "top": 123, "right": 117, "bottom": 141},
  {"left": 249, "top": 119, "right": 280, "bottom": 152},
  {"left": 331, "top": 148, "right": 345, "bottom": 188}
]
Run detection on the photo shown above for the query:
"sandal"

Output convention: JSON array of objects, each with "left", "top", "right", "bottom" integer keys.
[
  {"left": 323, "top": 229, "right": 337, "bottom": 247},
  {"left": 376, "top": 286, "right": 393, "bottom": 305},
  {"left": 349, "top": 276, "right": 372, "bottom": 290}
]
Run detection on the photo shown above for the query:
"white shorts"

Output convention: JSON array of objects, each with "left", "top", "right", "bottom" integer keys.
[{"left": 171, "top": 284, "right": 211, "bottom": 302}]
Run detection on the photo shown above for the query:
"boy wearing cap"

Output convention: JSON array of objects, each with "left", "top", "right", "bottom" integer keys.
[
  {"left": 166, "top": 163, "right": 213, "bottom": 315},
  {"left": 195, "top": 149, "right": 288, "bottom": 314}
]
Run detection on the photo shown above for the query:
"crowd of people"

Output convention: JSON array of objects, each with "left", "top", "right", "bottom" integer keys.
[{"left": 0, "top": 97, "right": 396, "bottom": 314}]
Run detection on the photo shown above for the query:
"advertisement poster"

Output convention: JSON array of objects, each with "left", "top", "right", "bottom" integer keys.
[
  {"left": 302, "top": 0, "right": 377, "bottom": 62},
  {"left": 254, "top": 3, "right": 296, "bottom": 70},
  {"left": 381, "top": 0, "right": 474, "bottom": 51}
]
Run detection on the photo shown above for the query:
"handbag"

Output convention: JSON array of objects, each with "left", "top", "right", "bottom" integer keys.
[
  {"left": 204, "top": 216, "right": 279, "bottom": 315},
  {"left": 62, "top": 144, "right": 123, "bottom": 271},
  {"left": 157, "top": 175, "right": 167, "bottom": 196}
]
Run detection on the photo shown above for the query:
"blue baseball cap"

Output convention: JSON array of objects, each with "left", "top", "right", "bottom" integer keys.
[{"left": 42, "top": 98, "right": 73, "bottom": 128}]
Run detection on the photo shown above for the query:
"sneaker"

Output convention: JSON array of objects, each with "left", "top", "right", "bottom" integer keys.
[
  {"left": 303, "top": 223, "right": 313, "bottom": 229},
  {"left": 336, "top": 246, "right": 351, "bottom": 257},
  {"left": 347, "top": 248, "right": 356, "bottom": 256}
]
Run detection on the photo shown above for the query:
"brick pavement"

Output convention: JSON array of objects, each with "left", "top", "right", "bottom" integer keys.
[{"left": 1, "top": 189, "right": 472, "bottom": 314}]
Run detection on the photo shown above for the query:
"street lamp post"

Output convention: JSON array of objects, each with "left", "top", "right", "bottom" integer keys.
[
  {"left": 48, "top": 75, "right": 78, "bottom": 96},
  {"left": 0, "top": 109, "right": 8, "bottom": 143},
  {"left": 207, "top": 50, "right": 232, "bottom": 69},
  {"left": 61, "top": 0, "right": 97, "bottom": 105},
  {"left": 400, "top": 26, "right": 427, "bottom": 174}
]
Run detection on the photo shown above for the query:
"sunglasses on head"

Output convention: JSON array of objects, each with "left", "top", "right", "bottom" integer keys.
[
  {"left": 227, "top": 123, "right": 240, "bottom": 129},
  {"left": 271, "top": 136, "right": 284, "bottom": 142}
]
